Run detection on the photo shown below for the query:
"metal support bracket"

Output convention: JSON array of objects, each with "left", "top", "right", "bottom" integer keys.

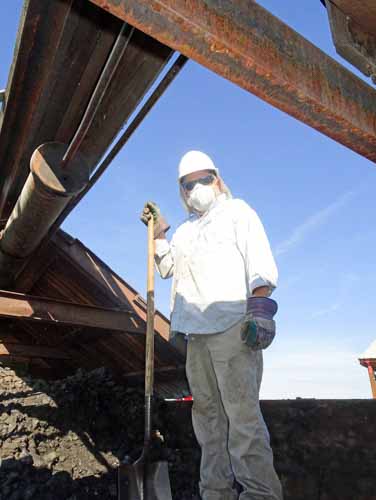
[{"left": 325, "top": 0, "right": 376, "bottom": 84}]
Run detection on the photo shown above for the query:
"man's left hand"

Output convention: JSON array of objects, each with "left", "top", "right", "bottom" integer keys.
[
  {"left": 240, "top": 314, "right": 276, "bottom": 350},
  {"left": 240, "top": 296, "right": 278, "bottom": 350}
]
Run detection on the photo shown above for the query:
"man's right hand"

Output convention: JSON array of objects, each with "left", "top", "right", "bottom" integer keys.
[{"left": 140, "top": 201, "right": 170, "bottom": 239}]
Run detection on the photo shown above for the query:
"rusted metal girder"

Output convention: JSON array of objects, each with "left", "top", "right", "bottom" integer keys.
[
  {"left": 0, "top": 342, "right": 71, "bottom": 360},
  {"left": 88, "top": 0, "right": 376, "bottom": 163},
  {"left": 0, "top": 290, "right": 141, "bottom": 333}
]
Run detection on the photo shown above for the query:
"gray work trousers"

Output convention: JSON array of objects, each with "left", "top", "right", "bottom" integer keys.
[{"left": 185, "top": 321, "right": 283, "bottom": 500}]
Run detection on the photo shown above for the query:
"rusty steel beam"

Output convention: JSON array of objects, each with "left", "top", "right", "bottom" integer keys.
[
  {"left": 0, "top": 342, "right": 71, "bottom": 360},
  {"left": 0, "top": 290, "right": 140, "bottom": 333},
  {"left": 89, "top": 0, "right": 376, "bottom": 163}
]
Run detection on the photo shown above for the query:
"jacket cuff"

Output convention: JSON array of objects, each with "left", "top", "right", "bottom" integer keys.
[
  {"left": 154, "top": 215, "right": 170, "bottom": 239},
  {"left": 154, "top": 238, "right": 170, "bottom": 258},
  {"left": 249, "top": 276, "right": 275, "bottom": 296}
]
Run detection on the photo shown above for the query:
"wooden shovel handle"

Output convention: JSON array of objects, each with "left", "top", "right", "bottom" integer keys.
[{"left": 145, "top": 216, "right": 155, "bottom": 398}]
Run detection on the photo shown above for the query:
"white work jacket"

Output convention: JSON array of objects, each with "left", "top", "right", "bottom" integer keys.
[{"left": 154, "top": 195, "right": 278, "bottom": 336}]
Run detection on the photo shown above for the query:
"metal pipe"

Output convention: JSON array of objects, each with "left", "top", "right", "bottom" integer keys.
[
  {"left": 61, "top": 23, "right": 134, "bottom": 169},
  {"left": 60, "top": 23, "right": 134, "bottom": 169},
  {"left": 0, "top": 142, "right": 89, "bottom": 286}
]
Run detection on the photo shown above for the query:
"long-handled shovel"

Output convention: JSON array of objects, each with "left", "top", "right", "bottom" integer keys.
[{"left": 118, "top": 214, "right": 172, "bottom": 500}]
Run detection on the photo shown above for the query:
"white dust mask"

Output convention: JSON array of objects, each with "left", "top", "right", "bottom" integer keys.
[{"left": 188, "top": 184, "right": 217, "bottom": 213}]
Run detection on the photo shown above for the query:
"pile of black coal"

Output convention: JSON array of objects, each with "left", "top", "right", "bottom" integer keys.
[{"left": 0, "top": 365, "right": 200, "bottom": 500}]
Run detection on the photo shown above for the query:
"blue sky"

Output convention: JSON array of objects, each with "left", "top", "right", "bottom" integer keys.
[{"left": 1, "top": 1, "right": 375, "bottom": 398}]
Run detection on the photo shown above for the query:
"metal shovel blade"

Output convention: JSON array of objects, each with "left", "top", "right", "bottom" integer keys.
[{"left": 118, "top": 460, "right": 172, "bottom": 500}]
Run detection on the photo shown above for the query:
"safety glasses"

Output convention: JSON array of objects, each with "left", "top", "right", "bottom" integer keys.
[{"left": 181, "top": 173, "right": 216, "bottom": 192}]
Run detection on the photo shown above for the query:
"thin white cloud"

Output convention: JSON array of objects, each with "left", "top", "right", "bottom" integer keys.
[
  {"left": 310, "top": 272, "right": 359, "bottom": 319},
  {"left": 311, "top": 302, "right": 340, "bottom": 319},
  {"left": 274, "top": 189, "right": 357, "bottom": 257}
]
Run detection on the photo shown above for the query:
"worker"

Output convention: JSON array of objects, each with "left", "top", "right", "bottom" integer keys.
[{"left": 141, "top": 150, "right": 282, "bottom": 500}]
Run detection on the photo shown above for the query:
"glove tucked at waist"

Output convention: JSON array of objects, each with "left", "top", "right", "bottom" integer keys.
[{"left": 240, "top": 297, "right": 278, "bottom": 351}]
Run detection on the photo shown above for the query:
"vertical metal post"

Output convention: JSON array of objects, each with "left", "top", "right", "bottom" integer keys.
[{"left": 366, "top": 362, "right": 376, "bottom": 399}]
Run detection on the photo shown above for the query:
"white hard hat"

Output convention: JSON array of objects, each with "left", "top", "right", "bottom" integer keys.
[{"left": 178, "top": 150, "right": 218, "bottom": 179}]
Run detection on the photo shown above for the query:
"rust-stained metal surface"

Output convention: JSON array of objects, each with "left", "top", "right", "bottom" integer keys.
[
  {"left": 0, "top": 290, "right": 140, "bottom": 333},
  {"left": 89, "top": 0, "right": 376, "bottom": 163},
  {"left": 0, "top": 342, "right": 72, "bottom": 360},
  {"left": 359, "top": 360, "right": 376, "bottom": 399},
  {"left": 0, "top": 0, "right": 173, "bottom": 219}
]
